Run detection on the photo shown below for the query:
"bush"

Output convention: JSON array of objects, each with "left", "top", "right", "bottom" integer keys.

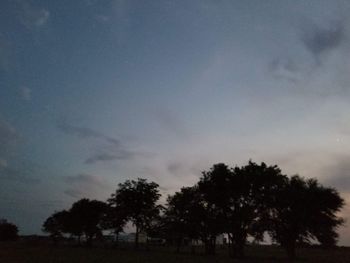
[{"left": 0, "top": 219, "right": 18, "bottom": 241}]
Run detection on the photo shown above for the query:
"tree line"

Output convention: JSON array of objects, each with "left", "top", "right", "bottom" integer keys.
[{"left": 43, "top": 161, "right": 345, "bottom": 260}]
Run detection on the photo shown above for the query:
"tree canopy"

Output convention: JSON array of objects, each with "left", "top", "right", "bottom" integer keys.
[
  {"left": 109, "top": 178, "right": 161, "bottom": 249},
  {"left": 0, "top": 219, "right": 18, "bottom": 241},
  {"left": 42, "top": 161, "right": 344, "bottom": 259}
]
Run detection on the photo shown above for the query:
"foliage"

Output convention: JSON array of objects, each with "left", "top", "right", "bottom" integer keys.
[
  {"left": 102, "top": 198, "right": 128, "bottom": 244},
  {"left": 164, "top": 186, "right": 204, "bottom": 252},
  {"left": 0, "top": 219, "right": 18, "bottom": 241},
  {"left": 268, "top": 175, "right": 344, "bottom": 259},
  {"left": 198, "top": 162, "right": 286, "bottom": 257},
  {"left": 43, "top": 199, "right": 107, "bottom": 246},
  {"left": 111, "top": 178, "right": 161, "bottom": 248},
  {"left": 41, "top": 164, "right": 345, "bottom": 259},
  {"left": 42, "top": 210, "right": 70, "bottom": 243},
  {"left": 69, "top": 199, "right": 107, "bottom": 245}
]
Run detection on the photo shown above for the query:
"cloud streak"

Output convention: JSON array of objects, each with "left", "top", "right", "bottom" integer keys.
[
  {"left": 301, "top": 20, "right": 345, "bottom": 62},
  {"left": 85, "top": 151, "right": 133, "bottom": 164},
  {"left": 57, "top": 122, "right": 120, "bottom": 146},
  {"left": 58, "top": 122, "right": 135, "bottom": 164},
  {"left": 63, "top": 173, "right": 109, "bottom": 198},
  {"left": 15, "top": 0, "right": 50, "bottom": 29},
  {"left": 0, "top": 166, "right": 40, "bottom": 184},
  {"left": 0, "top": 118, "right": 21, "bottom": 157},
  {"left": 19, "top": 86, "right": 32, "bottom": 101},
  {"left": 322, "top": 157, "right": 350, "bottom": 193},
  {"left": 268, "top": 57, "right": 301, "bottom": 83}
]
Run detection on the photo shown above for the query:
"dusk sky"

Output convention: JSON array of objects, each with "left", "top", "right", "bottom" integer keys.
[{"left": 1, "top": 0, "right": 350, "bottom": 244}]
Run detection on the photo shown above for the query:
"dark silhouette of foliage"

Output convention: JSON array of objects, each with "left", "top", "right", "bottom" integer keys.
[
  {"left": 198, "top": 162, "right": 286, "bottom": 258},
  {"left": 197, "top": 164, "right": 234, "bottom": 255},
  {"left": 102, "top": 197, "right": 128, "bottom": 246},
  {"left": 268, "top": 175, "right": 345, "bottom": 260},
  {"left": 0, "top": 219, "right": 18, "bottom": 241},
  {"left": 43, "top": 199, "right": 107, "bottom": 246},
  {"left": 69, "top": 198, "right": 107, "bottom": 246},
  {"left": 42, "top": 210, "right": 70, "bottom": 244},
  {"left": 40, "top": 160, "right": 345, "bottom": 260},
  {"left": 112, "top": 178, "right": 161, "bottom": 249},
  {"left": 164, "top": 186, "right": 204, "bottom": 253}
]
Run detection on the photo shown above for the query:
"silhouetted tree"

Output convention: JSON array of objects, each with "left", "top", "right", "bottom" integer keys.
[
  {"left": 164, "top": 187, "right": 203, "bottom": 253},
  {"left": 69, "top": 198, "right": 107, "bottom": 246},
  {"left": 112, "top": 178, "right": 161, "bottom": 249},
  {"left": 198, "top": 163, "right": 232, "bottom": 254},
  {"left": 42, "top": 210, "right": 70, "bottom": 245},
  {"left": 102, "top": 196, "right": 128, "bottom": 246},
  {"left": 268, "top": 175, "right": 344, "bottom": 260},
  {"left": 199, "top": 162, "right": 286, "bottom": 258},
  {"left": 0, "top": 219, "right": 18, "bottom": 241}
]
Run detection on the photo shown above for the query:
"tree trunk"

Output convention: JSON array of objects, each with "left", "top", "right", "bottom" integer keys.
[
  {"left": 228, "top": 233, "right": 233, "bottom": 257},
  {"left": 191, "top": 239, "right": 196, "bottom": 255},
  {"left": 175, "top": 237, "right": 181, "bottom": 253},
  {"left": 135, "top": 225, "right": 139, "bottom": 250},
  {"left": 286, "top": 242, "right": 296, "bottom": 261},
  {"left": 115, "top": 231, "right": 119, "bottom": 247},
  {"left": 86, "top": 234, "right": 93, "bottom": 247},
  {"left": 204, "top": 237, "right": 216, "bottom": 255},
  {"left": 231, "top": 234, "right": 246, "bottom": 259}
]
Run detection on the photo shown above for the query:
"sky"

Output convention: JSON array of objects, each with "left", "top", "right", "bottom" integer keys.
[{"left": 1, "top": 0, "right": 350, "bottom": 244}]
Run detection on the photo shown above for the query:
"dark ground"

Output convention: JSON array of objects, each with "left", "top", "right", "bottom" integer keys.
[{"left": 0, "top": 242, "right": 350, "bottom": 263}]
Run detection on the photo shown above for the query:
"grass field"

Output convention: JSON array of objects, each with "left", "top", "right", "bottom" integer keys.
[{"left": 0, "top": 242, "right": 350, "bottom": 263}]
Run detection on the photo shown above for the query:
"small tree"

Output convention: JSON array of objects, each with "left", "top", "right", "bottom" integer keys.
[
  {"left": 42, "top": 210, "right": 70, "bottom": 244},
  {"left": 164, "top": 187, "right": 203, "bottom": 253},
  {"left": 269, "top": 175, "right": 344, "bottom": 260},
  {"left": 69, "top": 198, "right": 107, "bottom": 246},
  {"left": 0, "top": 219, "right": 18, "bottom": 241},
  {"left": 113, "top": 178, "right": 161, "bottom": 249},
  {"left": 198, "top": 163, "right": 233, "bottom": 255},
  {"left": 102, "top": 198, "right": 127, "bottom": 246}
]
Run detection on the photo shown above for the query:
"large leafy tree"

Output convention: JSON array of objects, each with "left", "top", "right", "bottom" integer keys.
[
  {"left": 42, "top": 210, "right": 70, "bottom": 244},
  {"left": 111, "top": 178, "right": 161, "bottom": 249},
  {"left": 69, "top": 198, "right": 107, "bottom": 246},
  {"left": 43, "top": 199, "right": 107, "bottom": 246},
  {"left": 199, "top": 162, "right": 286, "bottom": 258},
  {"left": 164, "top": 186, "right": 203, "bottom": 253},
  {"left": 269, "top": 175, "right": 344, "bottom": 260},
  {"left": 103, "top": 195, "right": 128, "bottom": 246},
  {"left": 229, "top": 161, "right": 287, "bottom": 258},
  {"left": 198, "top": 163, "right": 232, "bottom": 254}
]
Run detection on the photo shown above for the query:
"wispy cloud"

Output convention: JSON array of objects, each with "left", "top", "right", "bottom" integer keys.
[
  {"left": 301, "top": 20, "right": 345, "bottom": 62},
  {"left": 322, "top": 156, "right": 350, "bottom": 193},
  {"left": 63, "top": 173, "right": 109, "bottom": 199},
  {"left": 154, "top": 107, "right": 190, "bottom": 139},
  {"left": 17, "top": 0, "right": 50, "bottom": 29},
  {"left": 19, "top": 86, "right": 32, "bottom": 101},
  {"left": 268, "top": 57, "right": 301, "bottom": 83},
  {"left": 57, "top": 122, "right": 135, "bottom": 164},
  {"left": 57, "top": 122, "right": 120, "bottom": 146},
  {"left": 15, "top": 0, "right": 49, "bottom": 29},
  {"left": 0, "top": 166, "right": 40, "bottom": 184},
  {"left": 0, "top": 159, "right": 8, "bottom": 169},
  {"left": 0, "top": 36, "right": 12, "bottom": 71},
  {"left": 64, "top": 173, "right": 104, "bottom": 185},
  {"left": 64, "top": 189, "right": 84, "bottom": 199},
  {"left": 0, "top": 117, "right": 21, "bottom": 156},
  {"left": 85, "top": 151, "right": 133, "bottom": 164}
]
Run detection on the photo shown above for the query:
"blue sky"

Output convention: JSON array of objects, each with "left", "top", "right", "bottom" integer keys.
[{"left": 1, "top": 0, "right": 350, "bottom": 244}]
